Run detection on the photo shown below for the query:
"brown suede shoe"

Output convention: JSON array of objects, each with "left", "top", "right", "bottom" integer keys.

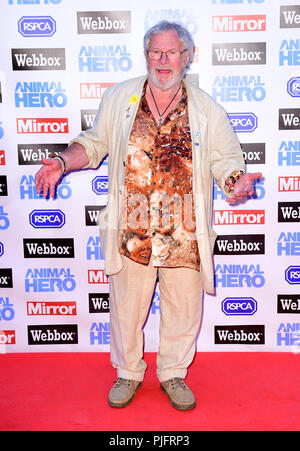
[
  {"left": 160, "top": 377, "right": 196, "bottom": 411},
  {"left": 108, "top": 378, "right": 142, "bottom": 408}
]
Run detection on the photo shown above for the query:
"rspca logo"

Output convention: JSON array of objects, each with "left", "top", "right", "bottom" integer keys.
[
  {"left": 278, "top": 141, "right": 300, "bottom": 166},
  {"left": 15, "top": 82, "right": 67, "bottom": 108},
  {"left": 287, "top": 77, "right": 300, "bottom": 98},
  {"left": 78, "top": 45, "right": 132, "bottom": 72},
  {"left": 285, "top": 266, "right": 300, "bottom": 285},
  {"left": 92, "top": 176, "right": 108, "bottom": 195},
  {"left": 29, "top": 209, "right": 65, "bottom": 228},
  {"left": 18, "top": 16, "right": 56, "bottom": 37},
  {"left": 222, "top": 297, "right": 257, "bottom": 316},
  {"left": 212, "top": 75, "right": 265, "bottom": 102},
  {"left": 228, "top": 112, "right": 257, "bottom": 132}
]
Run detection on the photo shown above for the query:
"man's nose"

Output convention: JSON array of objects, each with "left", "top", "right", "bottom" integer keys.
[{"left": 159, "top": 51, "right": 168, "bottom": 63}]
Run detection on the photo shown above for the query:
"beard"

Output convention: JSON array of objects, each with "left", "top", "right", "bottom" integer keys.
[{"left": 146, "top": 61, "right": 186, "bottom": 91}]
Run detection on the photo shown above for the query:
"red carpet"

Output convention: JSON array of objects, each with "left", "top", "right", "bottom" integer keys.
[{"left": 0, "top": 352, "right": 299, "bottom": 431}]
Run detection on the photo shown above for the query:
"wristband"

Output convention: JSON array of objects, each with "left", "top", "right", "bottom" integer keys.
[
  {"left": 225, "top": 170, "right": 245, "bottom": 193},
  {"left": 49, "top": 152, "right": 67, "bottom": 174}
]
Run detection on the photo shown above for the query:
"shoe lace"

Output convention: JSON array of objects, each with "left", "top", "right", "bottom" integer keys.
[
  {"left": 169, "top": 377, "right": 188, "bottom": 390},
  {"left": 114, "top": 378, "right": 133, "bottom": 388}
]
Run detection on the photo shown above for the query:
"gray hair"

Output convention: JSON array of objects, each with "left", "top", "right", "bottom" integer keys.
[{"left": 143, "top": 20, "right": 195, "bottom": 63}]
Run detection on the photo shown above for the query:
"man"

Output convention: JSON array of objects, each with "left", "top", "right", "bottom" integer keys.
[{"left": 35, "top": 21, "right": 261, "bottom": 411}]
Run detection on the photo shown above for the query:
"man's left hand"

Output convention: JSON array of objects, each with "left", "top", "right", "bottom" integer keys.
[{"left": 226, "top": 172, "right": 262, "bottom": 204}]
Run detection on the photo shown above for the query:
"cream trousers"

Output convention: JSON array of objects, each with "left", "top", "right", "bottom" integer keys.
[{"left": 109, "top": 255, "right": 203, "bottom": 382}]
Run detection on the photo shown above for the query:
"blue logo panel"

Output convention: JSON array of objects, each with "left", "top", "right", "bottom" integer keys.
[
  {"left": 222, "top": 297, "right": 257, "bottom": 315},
  {"left": 18, "top": 16, "right": 56, "bottom": 37},
  {"left": 285, "top": 266, "right": 300, "bottom": 284},
  {"left": 29, "top": 209, "right": 65, "bottom": 228},
  {"left": 287, "top": 77, "right": 300, "bottom": 98},
  {"left": 92, "top": 176, "right": 108, "bottom": 195},
  {"left": 228, "top": 112, "right": 258, "bottom": 132}
]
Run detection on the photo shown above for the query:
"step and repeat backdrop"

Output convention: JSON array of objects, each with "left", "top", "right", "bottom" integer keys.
[{"left": 0, "top": 0, "right": 299, "bottom": 353}]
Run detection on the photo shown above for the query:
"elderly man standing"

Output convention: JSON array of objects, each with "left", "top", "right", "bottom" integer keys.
[{"left": 35, "top": 21, "right": 261, "bottom": 411}]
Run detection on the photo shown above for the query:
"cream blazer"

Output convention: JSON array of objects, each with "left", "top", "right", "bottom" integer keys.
[{"left": 69, "top": 75, "right": 245, "bottom": 293}]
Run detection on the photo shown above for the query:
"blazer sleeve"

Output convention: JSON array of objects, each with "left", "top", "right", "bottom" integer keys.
[
  {"left": 68, "top": 90, "right": 110, "bottom": 169},
  {"left": 209, "top": 102, "right": 246, "bottom": 197}
]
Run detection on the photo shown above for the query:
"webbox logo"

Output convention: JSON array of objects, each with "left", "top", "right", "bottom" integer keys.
[
  {"left": 23, "top": 238, "right": 74, "bottom": 258},
  {"left": 212, "top": 42, "right": 266, "bottom": 65},
  {"left": 28, "top": 324, "right": 78, "bottom": 345},
  {"left": 18, "top": 143, "right": 66, "bottom": 165},
  {"left": 77, "top": 11, "right": 131, "bottom": 34},
  {"left": 214, "top": 325, "right": 265, "bottom": 344},
  {"left": 214, "top": 234, "right": 265, "bottom": 254},
  {"left": 12, "top": 48, "right": 66, "bottom": 71}
]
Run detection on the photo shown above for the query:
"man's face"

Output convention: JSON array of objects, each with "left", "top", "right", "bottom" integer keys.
[{"left": 145, "top": 29, "right": 191, "bottom": 91}]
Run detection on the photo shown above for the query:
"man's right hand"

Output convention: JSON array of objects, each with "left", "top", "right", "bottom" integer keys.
[{"left": 35, "top": 157, "right": 64, "bottom": 198}]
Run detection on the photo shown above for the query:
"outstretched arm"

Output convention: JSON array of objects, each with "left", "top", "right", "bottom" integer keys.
[{"left": 35, "top": 142, "right": 89, "bottom": 198}]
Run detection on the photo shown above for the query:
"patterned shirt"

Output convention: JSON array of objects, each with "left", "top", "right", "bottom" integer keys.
[{"left": 119, "top": 82, "right": 200, "bottom": 271}]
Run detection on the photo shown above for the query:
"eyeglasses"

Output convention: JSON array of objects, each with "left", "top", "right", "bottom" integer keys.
[{"left": 146, "top": 49, "right": 188, "bottom": 61}]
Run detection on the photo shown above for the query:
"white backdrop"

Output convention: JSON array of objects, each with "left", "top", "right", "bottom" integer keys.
[{"left": 0, "top": 0, "right": 300, "bottom": 353}]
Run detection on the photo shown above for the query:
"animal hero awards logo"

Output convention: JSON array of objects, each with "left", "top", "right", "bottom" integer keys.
[
  {"left": 25, "top": 267, "right": 76, "bottom": 292},
  {"left": 14, "top": 82, "right": 67, "bottom": 108},
  {"left": 78, "top": 45, "right": 132, "bottom": 72},
  {"left": 144, "top": 9, "right": 198, "bottom": 35},
  {"left": 212, "top": 75, "right": 266, "bottom": 103},
  {"left": 214, "top": 263, "right": 265, "bottom": 288},
  {"left": 279, "top": 40, "right": 300, "bottom": 66},
  {"left": 278, "top": 141, "right": 300, "bottom": 166}
]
